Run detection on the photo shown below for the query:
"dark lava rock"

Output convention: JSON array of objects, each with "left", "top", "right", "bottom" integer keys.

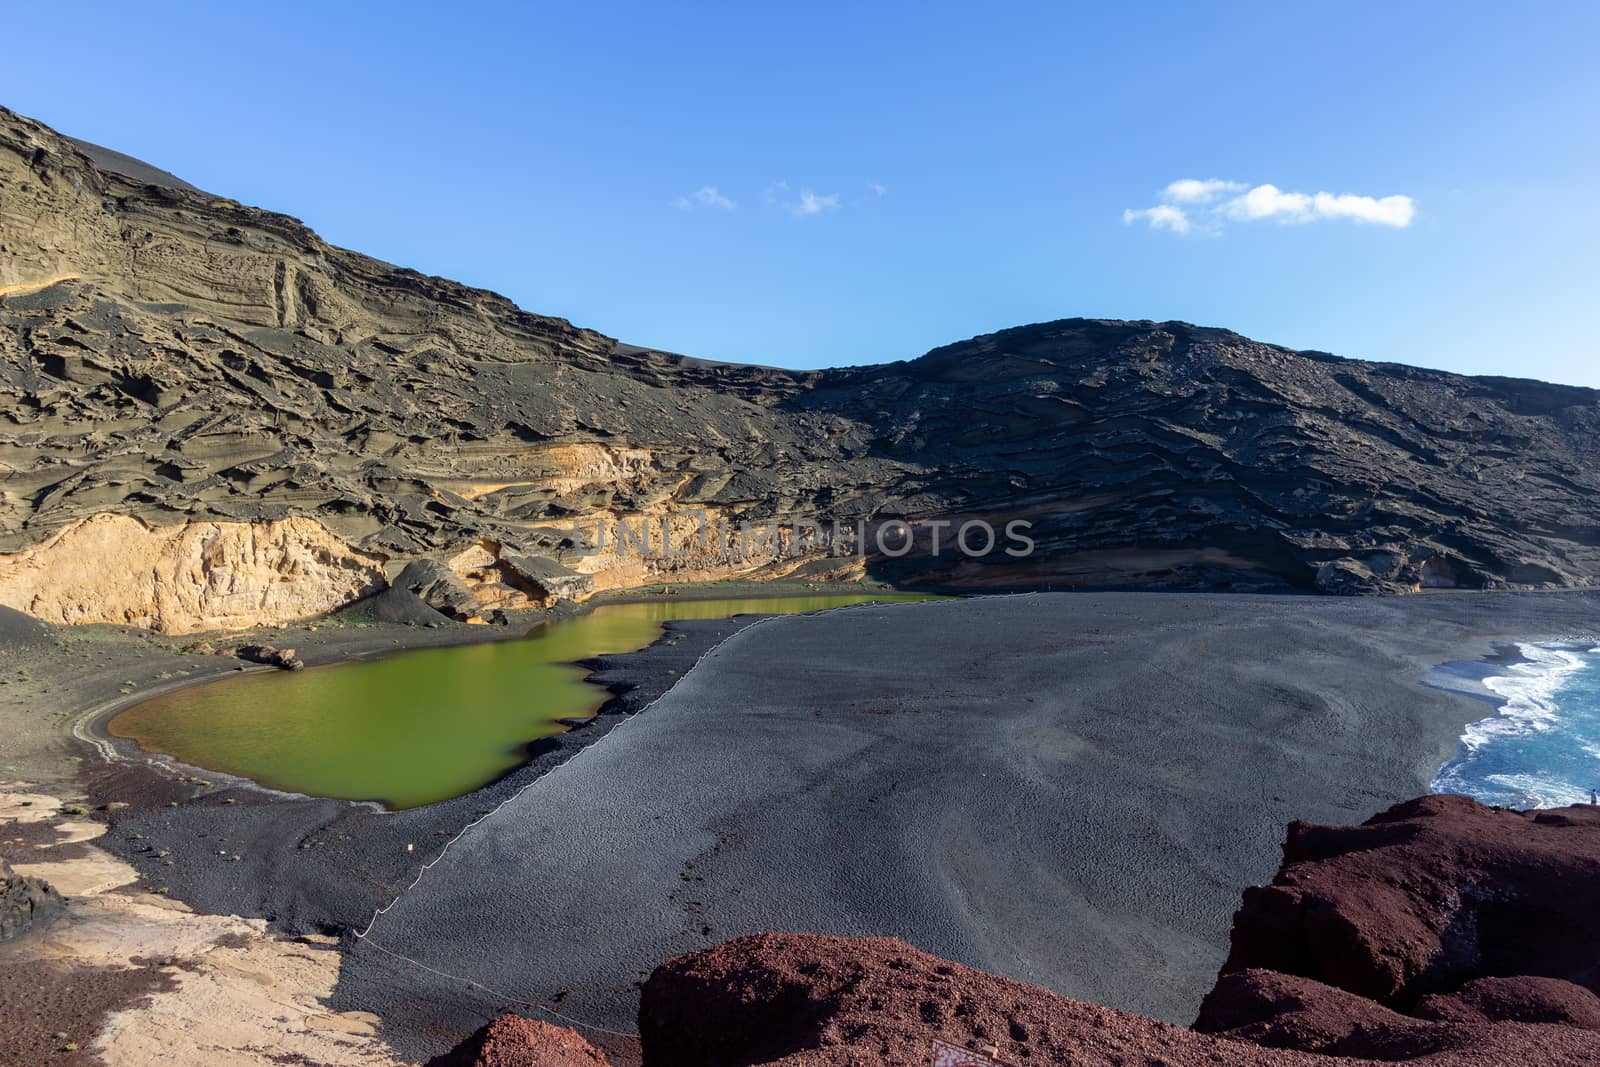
[
  {"left": 361, "top": 579, "right": 460, "bottom": 627},
  {"left": 427, "top": 1014, "right": 612, "bottom": 1067},
  {"left": 4, "top": 103, "right": 1600, "bottom": 605},
  {"left": 234, "top": 644, "right": 306, "bottom": 671},
  {"left": 0, "top": 859, "right": 65, "bottom": 942},
  {"left": 500, "top": 553, "right": 594, "bottom": 602},
  {"left": 394, "top": 559, "right": 484, "bottom": 623},
  {"left": 0, "top": 604, "right": 49, "bottom": 644}
]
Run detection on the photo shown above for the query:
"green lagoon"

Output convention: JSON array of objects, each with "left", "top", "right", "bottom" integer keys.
[{"left": 109, "top": 594, "right": 930, "bottom": 809}]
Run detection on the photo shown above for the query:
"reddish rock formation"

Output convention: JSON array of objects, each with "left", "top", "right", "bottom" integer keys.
[
  {"left": 427, "top": 1014, "right": 613, "bottom": 1067},
  {"left": 636, "top": 932, "right": 1600, "bottom": 1065},
  {"left": 1201, "top": 794, "right": 1600, "bottom": 1011},
  {"left": 1417, "top": 976, "right": 1600, "bottom": 1029},
  {"left": 1199, "top": 969, "right": 1495, "bottom": 1060}
]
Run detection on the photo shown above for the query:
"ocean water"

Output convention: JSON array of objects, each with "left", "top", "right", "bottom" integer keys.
[{"left": 1433, "top": 643, "right": 1600, "bottom": 809}]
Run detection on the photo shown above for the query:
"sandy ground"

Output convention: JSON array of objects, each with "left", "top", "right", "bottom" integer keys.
[
  {"left": 3, "top": 588, "right": 1598, "bottom": 1065},
  {"left": 323, "top": 591, "right": 1599, "bottom": 1059},
  {"left": 0, "top": 785, "right": 406, "bottom": 1067},
  {"left": 0, "top": 581, "right": 868, "bottom": 1066}
]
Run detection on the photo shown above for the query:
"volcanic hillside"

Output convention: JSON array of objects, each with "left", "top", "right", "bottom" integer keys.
[{"left": 2, "top": 105, "right": 1597, "bottom": 631}]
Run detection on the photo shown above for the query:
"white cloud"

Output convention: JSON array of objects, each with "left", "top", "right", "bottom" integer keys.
[
  {"left": 676, "top": 181, "right": 879, "bottom": 218},
  {"left": 1123, "top": 178, "right": 1415, "bottom": 234},
  {"left": 1122, "top": 205, "right": 1191, "bottom": 233},
  {"left": 788, "top": 189, "right": 841, "bottom": 217},
  {"left": 1161, "top": 178, "right": 1244, "bottom": 204},
  {"left": 1221, "top": 183, "right": 1315, "bottom": 222},
  {"left": 674, "top": 185, "right": 736, "bottom": 211},
  {"left": 1311, "top": 191, "right": 1416, "bottom": 227}
]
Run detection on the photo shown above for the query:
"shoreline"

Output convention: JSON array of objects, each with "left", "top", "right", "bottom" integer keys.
[
  {"left": 0, "top": 574, "right": 923, "bottom": 1067},
  {"left": 19, "top": 591, "right": 1600, "bottom": 924},
  {"left": 80, "top": 599, "right": 910, "bottom": 937},
  {"left": 73, "top": 580, "right": 923, "bottom": 813},
  {"left": 4, "top": 588, "right": 1598, "bottom": 1065},
  {"left": 25, "top": 580, "right": 1590, "bottom": 804},
  {"left": 1, "top": 612, "right": 755, "bottom": 1064},
  {"left": 1429, "top": 637, "right": 1600, "bottom": 807},
  {"left": 328, "top": 590, "right": 1599, "bottom": 1057}
]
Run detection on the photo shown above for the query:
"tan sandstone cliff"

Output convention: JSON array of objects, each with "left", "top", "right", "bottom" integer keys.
[{"left": 0, "top": 514, "right": 386, "bottom": 633}]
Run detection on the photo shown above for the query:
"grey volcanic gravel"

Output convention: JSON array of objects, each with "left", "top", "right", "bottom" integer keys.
[{"left": 331, "top": 591, "right": 1597, "bottom": 1057}]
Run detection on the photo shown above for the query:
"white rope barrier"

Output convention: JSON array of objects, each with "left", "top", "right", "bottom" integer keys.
[{"left": 355, "top": 933, "right": 639, "bottom": 1038}]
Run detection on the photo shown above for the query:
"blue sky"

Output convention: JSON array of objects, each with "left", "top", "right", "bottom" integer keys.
[{"left": 2, "top": 1, "right": 1596, "bottom": 385}]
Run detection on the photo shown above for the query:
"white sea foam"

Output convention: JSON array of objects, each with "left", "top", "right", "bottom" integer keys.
[
  {"left": 1431, "top": 641, "right": 1600, "bottom": 806},
  {"left": 1478, "top": 772, "right": 1589, "bottom": 809},
  {"left": 1463, "top": 644, "right": 1590, "bottom": 750}
]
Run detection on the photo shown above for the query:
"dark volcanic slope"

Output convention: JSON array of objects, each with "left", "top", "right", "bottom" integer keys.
[
  {"left": 810, "top": 324, "right": 1600, "bottom": 592},
  {"left": 3, "top": 103, "right": 1599, "bottom": 610},
  {"left": 64, "top": 136, "right": 204, "bottom": 194}
]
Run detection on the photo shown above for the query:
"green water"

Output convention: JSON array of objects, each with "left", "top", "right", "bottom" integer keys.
[{"left": 109, "top": 594, "right": 930, "bottom": 809}]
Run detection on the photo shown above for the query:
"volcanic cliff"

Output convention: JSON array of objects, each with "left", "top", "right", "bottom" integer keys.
[{"left": 3, "top": 105, "right": 1598, "bottom": 631}]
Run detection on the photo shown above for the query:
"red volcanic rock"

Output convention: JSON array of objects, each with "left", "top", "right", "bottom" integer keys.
[
  {"left": 639, "top": 932, "right": 1600, "bottom": 1066},
  {"left": 1417, "top": 976, "right": 1600, "bottom": 1029},
  {"left": 1199, "top": 969, "right": 1482, "bottom": 1059},
  {"left": 427, "top": 1014, "right": 612, "bottom": 1067},
  {"left": 1203, "top": 795, "right": 1600, "bottom": 1008},
  {"left": 1200, "top": 968, "right": 1422, "bottom": 1048},
  {"left": 640, "top": 931, "right": 1275, "bottom": 1067},
  {"left": 1195, "top": 968, "right": 1600, "bottom": 1063}
]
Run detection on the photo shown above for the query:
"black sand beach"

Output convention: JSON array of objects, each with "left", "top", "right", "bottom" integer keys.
[
  {"left": 278, "top": 590, "right": 1594, "bottom": 1058},
  {"left": 5, "top": 588, "right": 1593, "bottom": 1061}
]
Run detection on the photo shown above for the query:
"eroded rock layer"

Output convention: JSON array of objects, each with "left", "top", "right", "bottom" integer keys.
[
  {"left": 4, "top": 104, "right": 1599, "bottom": 631},
  {"left": 0, "top": 513, "right": 385, "bottom": 632},
  {"left": 0, "top": 857, "right": 65, "bottom": 943}
]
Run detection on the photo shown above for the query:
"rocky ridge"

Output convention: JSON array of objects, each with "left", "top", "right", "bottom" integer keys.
[{"left": 3, "top": 105, "right": 1599, "bottom": 631}]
